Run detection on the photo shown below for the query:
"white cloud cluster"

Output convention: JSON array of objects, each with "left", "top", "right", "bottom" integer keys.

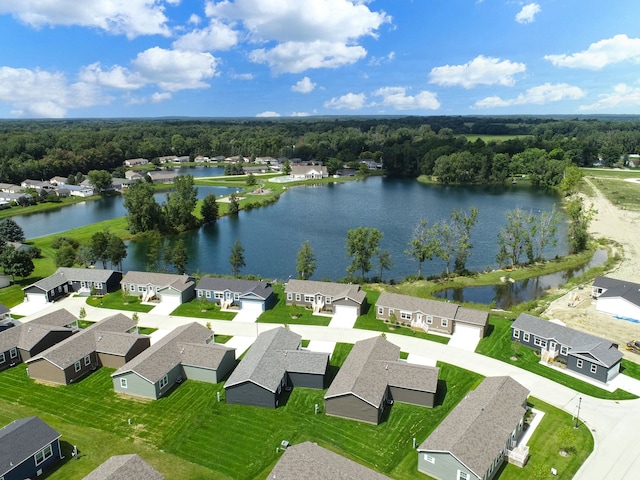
[
  {"left": 473, "top": 83, "right": 585, "bottom": 108},
  {"left": 291, "top": 77, "right": 316, "bottom": 94},
  {"left": 372, "top": 87, "right": 440, "bottom": 110},
  {"left": 324, "top": 92, "right": 367, "bottom": 110},
  {"left": 429, "top": 55, "right": 526, "bottom": 88},
  {"left": 172, "top": 18, "right": 239, "bottom": 51},
  {"left": 515, "top": 3, "right": 541, "bottom": 24},
  {"left": 545, "top": 34, "right": 640, "bottom": 70},
  {"left": 256, "top": 111, "right": 281, "bottom": 117},
  {"left": 580, "top": 84, "right": 640, "bottom": 111}
]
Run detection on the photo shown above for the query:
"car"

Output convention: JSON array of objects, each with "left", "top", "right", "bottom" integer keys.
[{"left": 626, "top": 340, "right": 640, "bottom": 354}]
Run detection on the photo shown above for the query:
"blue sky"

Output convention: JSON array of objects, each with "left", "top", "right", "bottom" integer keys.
[{"left": 0, "top": 0, "right": 639, "bottom": 118}]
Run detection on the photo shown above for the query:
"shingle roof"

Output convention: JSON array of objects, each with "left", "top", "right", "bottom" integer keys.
[
  {"left": 285, "top": 280, "right": 366, "bottom": 305},
  {"left": 0, "top": 303, "right": 9, "bottom": 315},
  {"left": 0, "top": 323, "right": 71, "bottom": 353},
  {"left": 28, "top": 308, "right": 78, "bottom": 328},
  {"left": 0, "top": 416, "right": 61, "bottom": 477},
  {"left": 225, "top": 327, "right": 328, "bottom": 392},
  {"left": 513, "top": 313, "right": 623, "bottom": 367},
  {"left": 325, "top": 336, "right": 438, "bottom": 406},
  {"left": 121, "top": 271, "right": 194, "bottom": 292},
  {"left": 268, "top": 441, "right": 391, "bottom": 480},
  {"left": 594, "top": 276, "right": 640, "bottom": 307},
  {"left": 418, "top": 376, "right": 529, "bottom": 478},
  {"left": 82, "top": 454, "right": 163, "bottom": 480},
  {"left": 25, "top": 268, "right": 118, "bottom": 293},
  {"left": 195, "top": 277, "right": 273, "bottom": 300}
]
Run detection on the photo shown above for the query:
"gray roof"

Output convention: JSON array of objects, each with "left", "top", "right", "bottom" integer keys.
[
  {"left": 285, "top": 280, "right": 366, "bottom": 305},
  {"left": 196, "top": 277, "right": 273, "bottom": 300},
  {"left": 225, "top": 327, "right": 329, "bottom": 392},
  {"left": 376, "top": 292, "right": 488, "bottom": 327},
  {"left": 28, "top": 308, "right": 78, "bottom": 328},
  {"left": 513, "top": 313, "right": 623, "bottom": 368},
  {"left": 594, "top": 276, "right": 640, "bottom": 307},
  {"left": 121, "top": 271, "right": 194, "bottom": 292},
  {"left": 25, "top": 268, "right": 118, "bottom": 293},
  {"left": 0, "top": 416, "right": 61, "bottom": 477},
  {"left": 325, "top": 336, "right": 439, "bottom": 406},
  {"left": 0, "top": 323, "right": 72, "bottom": 353},
  {"left": 418, "top": 376, "right": 529, "bottom": 478},
  {"left": 112, "top": 322, "right": 232, "bottom": 383},
  {"left": 0, "top": 303, "right": 9, "bottom": 315},
  {"left": 83, "top": 454, "right": 163, "bottom": 480},
  {"left": 268, "top": 442, "right": 391, "bottom": 480}
]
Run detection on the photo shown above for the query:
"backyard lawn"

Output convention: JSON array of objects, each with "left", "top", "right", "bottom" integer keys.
[
  {"left": 86, "top": 293, "right": 154, "bottom": 313},
  {"left": 170, "top": 298, "right": 238, "bottom": 320}
]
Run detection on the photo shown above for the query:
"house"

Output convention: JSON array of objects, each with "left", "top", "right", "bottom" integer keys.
[
  {"left": 417, "top": 376, "right": 530, "bottom": 480},
  {"left": 61, "top": 184, "right": 94, "bottom": 197},
  {"left": 121, "top": 271, "right": 196, "bottom": 305},
  {"left": 0, "top": 416, "right": 62, "bottom": 480},
  {"left": 225, "top": 327, "right": 329, "bottom": 408},
  {"left": 158, "top": 155, "right": 178, "bottom": 164},
  {"left": 111, "top": 177, "right": 133, "bottom": 191},
  {"left": 23, "top": 268, "right": 122, "bottom": 303},
  {"left": 0, "top": 302, "right": 10, "bottom": 322},
  {"left": 325, "top": 336, "right": 439, "bottom": 424},
  {"left": 255, "top": 156, "right": 275, "bottom": 164},
  {"left": 27, "top": 313, "right": 150, "bottom": 385},
  {"left": 112, "top": 322, "right": 235, "bottom": 400},
  {"left": 284, "top": 279, "right": 366, "bottom": 317},
  {"left": 289, "top": 165, "right": 328, "bottom": 180},
  {"left": 125, "top": 170, "right": 145, "bottom": 181},
  {"left": 195, "top": 155, "right": 210, "bottom": 162},
  {"left": 49, "top": 176, "right": 69, "bottom": 186},
  {"left": 83, "top": 454, "right": 163, "bottom": 480},
  {"left": 511, "top": 313, "right": 623, "bottom": 383},
  {"left": 0, "top": 183, "right": 22, "bottom": 193},
  {"left": 359, "top": 159, "right": 383, "bottom": 170},
  {"left": 626, "top": 153, "right": 640, "bottom": 168},
  {"left": 195, "top": 277, "right": 275, "bottom": 312},
  {"left": 243, "top": 165, "right": 269, "bottom": 174},
  {"left": 375, "top": 292, "right": 488, "bottom": 338},
  {"left": 20, "top": 179, "right": 54, "bottom": 192},
  {"left": 146, "top": 171, "right": 177, "bottom": 184},
  {"left": 268, "top": 441, "right": 391, "bottom": 480},
  {"left": 0, "top": 191, "right": 32, "bottom": 205},
  {"left": 123, "top": 158, "right": 149, "bottom": 166},
  {"left": 592, "top": 275, "right": 640, "bottom": 321},
  {"left": 0, "top": 309, "right": 78, "bottom": 370}
]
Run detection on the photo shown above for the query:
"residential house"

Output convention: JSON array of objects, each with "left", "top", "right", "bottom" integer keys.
[
  {"left": 112, "top": 322, "right": 235, "bottom": 400},
  {"left": 0, "top": 191, "right": 31, "bottom": 206},
  {"left": 0, "top": 183, "right": 22, "bottom": 193},
  {"left": 83, "top": 454, "right": 163, "bottom": 480},
  {"left": 511, "top": 313, "right": 623, "bottom": 383},
  {"left": 23, "top": 268, "right": 122, "bottom": 303},
  {"left": 49, "top": 176, "right": 69, "bottom": 186},
  {"left": 20, "top": 179, "right": 54, "bottom": 192},
  {"left": 285, "top": 279, "right": 366, "bottom": 317},
  {"left": 125, "top": 170, "right": 145, "bottom": 181},
  {"left": 121, "top": 271, "right": 196, "bottom": 305},
  {"left": 0, "top": 417, "right": 62, "bottom": 480},
  {"left": 243, "top": 165, "right": 269, "bottom": 174},
  {"left": 359, "top": 159, "right": 383, "bottom": 170},
  {"left": 626, "top": 154, "right": 640, "bottom": 167},
  {"left": 225, "top": 327, "right": 329, "bottom": 408},
  {"left": 123, "top": 158, "right": 149, "bottom": 167},
  {"left": 146, "top": 171, "right": 177, "bottom": 184},
  {"left": 158, "top": 155, "right": 178, "bottom": 164},
  {"left": 417, "top": 376, "right": 530, "bottom": 480},
  {"left": 110, "top": 177, "right": 133, "bottom": 191},
  {"left": 195, "top": 155, "right": 210, "bottom": 162},
  {"left": 289, "top": 165, "right": 328, "bottom": 180},
  {"left": 268, "top": 441, "right": 391, "bottom": 480},
  {"left": 61, "top": 184, "right": 94, "bottom": 197},
  {"left": 375, "top": 292, "right": 488, "bottom": 338},
  {"left": 27, "top": 314, "right": 150, "bottom": 385},
  {"left": 255, "top": 156, "right": 275, "bottom": 164},
  {"left": 195, "top": 277, "right": 275, "bottom": 312},
  {"left": 325, "top": 336, "right": 439, "bottom": 424},
  {"left": 592, "top": 275, "right": 640, "bottom": 321}
]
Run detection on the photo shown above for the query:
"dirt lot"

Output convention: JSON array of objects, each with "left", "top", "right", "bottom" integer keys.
[{"left": 541, "top": 177, "right": 640, "bottom": 362}]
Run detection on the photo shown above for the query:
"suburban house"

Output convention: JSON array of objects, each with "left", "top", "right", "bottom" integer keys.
[
  {"left": 146, "top": 171, "right": 177, "bottom": 184},
  {"left": 124, "top": 170, "right": 145, "bottom": 181},
  {"left": 121, "top": 271, "right": 196, "bottom": 305},
  {"left": 21, "top": 179, "right": 54, "bottom": 192},
  {"left": 0, "top": 182, "right": 23, "bottom": 193},
  {"left": 112, "top": 322, "right": 236, "bottom": 400},
  {"left": 284, "top": 279, "right": 366, "bottom": 317},
  {"left": 592, "top": 275, "right": 640, "bottom": 321},
  {"left": 83, "top": 454, "right": 163, "bottom": 480},
  {"left": 375, "top": 292, "right": 489, "bottom": 338},
  {"left": 27, "top": 313, "right": 150, "bottom": 385},
  {"left": 195, "top": 277, "right": 276, "bottom": 312},
  {"left": 0, "top": 309, "right": 78, "bottom": 370},
  {"left": 0, "top": 416, "right": 62, "bottom": 480},
  {"left": 325, "top": 336, "right": 439, "bottom": 424},
  {"left": 225, "top": 327, "right": 329, "bottom": 408},
  {"left": 417, "top": 376, "right": 530, "bottom": 480},
  {"left": 289, "top": 165, "right": 328, "bottom": 180},
  {"left": 511, "top": 313, "right": 623, "bottom": 383},
  {"left": 0, "top": 191, "right": 32, "bottom": 205},
  {"left": 123, "top": 158, "right": 149, "bottom": 166},
  {"left": 23, "top": 268, "right": 122, "bottom": 303},
  {"left": 61, "top": 184, "right": 94, "bottom": 197},
  {"left": 268, "top": 441, "right": 391, "bottom": 480}
]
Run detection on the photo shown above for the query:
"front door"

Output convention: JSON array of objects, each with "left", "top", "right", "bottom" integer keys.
[{"left": 549, "top": 341, "right": 556, "bottom": 353}]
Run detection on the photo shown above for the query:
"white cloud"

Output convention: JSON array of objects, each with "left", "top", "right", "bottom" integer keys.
[
  {"left": 515, "top": 3, "right": 541, "bottom": 24},
  {"left": 188, "top": 14, "right": 201, "bottom": 26},
  {"left": 473, "top": 82, "right": 585, "bottom": 108},
  {"left": 256, "top": 111, "right": 281, "bottom": 117},
  {"left": 429, "top": 55, "right": 526, "bottom": 88},
  {"left": 151, "top": 92, "right": 172, "bottom": 102},
  {"left": 324, "top": 92, "right": 366, "bottom": 110},
  {"left": 372, "top": 87, "right": 440, "bottom": 110},
  {"left": 291, "top": 77, "right": 316, "bottom": 93},
  {"left": 545, "top": 34, "right": 640, "bottom": 70},
  {"left": 229, "top": 72, "right": 255, "bottom": 80},
  {"left": 291, "top": 111, "right": 311, "bottom": 117},
  {"left": 0, "top": 0, "right": 174, "bottom": 39},
  {"left": 173, "top": 18, "right": 239, "bottom": 51},
  {"left": 368, "top": 51, "right": 395, "bottom": 66},
  {"left": 580, "top": 84, "right": 640, "bottom": 111},
  {"left": 79, "top": 63, "right": 146, "bottom": 90}
]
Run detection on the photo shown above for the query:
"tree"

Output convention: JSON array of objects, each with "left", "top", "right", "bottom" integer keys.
[
  {"left": 164, "top": 175, "right": 198, "bottom": 232},
  {"left": 0, "top": 248, "right": 34, "bottom": 280},
  {"left": 145, "top": 232, "right": 166, "bottom": 272},
  {"left": 246, "top": 172, "right": 257, "bottom": 186},
  {"left": 527, "top": 208, "right": 560, "bottom": 263},
  {"left": 107, "top": 233, "right": 127, "bottom": 270},
  {"left": 326, "top": 158, "right": 343, "bottom": 176},
  {"left": 405, "top": 219, "right": 438, "bottom": 278},
  {"left": 377, "top": 249, "right": 393, "bottom": 283},
  {"left": 451, "top": 207, "right": 479, "bottom": 274},
  {"left": 566, "top": 197, "right": 596, "bottom": 254},
  {"left": 282, "top": 159, "right": 292, "bottom": 175},
  {"left": 87, "top": 169, "right": 112, "bottom": 193},
  {"left": 123, "top": 180, "right": 166, "bottom": 233},
  {"left": 228, "top": 192, "right": 240, "bottom": 215},
  {"left": 0, "top": 218, "right": 25, "bottom": 242},
  {"left": 169, "top": 239, "right": 189, "bottom": 274},
  {"left": 55, "top": 244, "right": 77, "bottom": 267},
  {"left": 79, "top": 307, "right": 86, "bottom": 320},
  {"left": 201, "top": 193, "right": 219, "bottom": 224},
  {"left": 76, "top": 243, "right": 95, "bottom": 267},
  {"left": 51, "top": 236, "right": 79, "bottom": 250},
  {"left": 346, "top": 226, "right": 383, "bottom": 280},
  {"left": 560, "top": 165, "right": 583, "bottom": 195},
  {"left": 90, "top": 231, "right": 110, "bottom": 269},
  {"left": 229, "top": 239, "right": 246, "bottom": 276},
  {"left": 496, "top": 208, "right": 535, "bottom": 268},
  {"left": 296, "top": 240, "right": 316, "bottom": 280}
]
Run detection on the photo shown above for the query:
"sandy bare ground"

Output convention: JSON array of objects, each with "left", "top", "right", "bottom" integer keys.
[{"left": 542, "top": 177, "right": 640, "bottom": 362}]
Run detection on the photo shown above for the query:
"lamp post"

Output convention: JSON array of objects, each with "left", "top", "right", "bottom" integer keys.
[{"left": 574, "top": 396, "right": 582, "bottom": 428}]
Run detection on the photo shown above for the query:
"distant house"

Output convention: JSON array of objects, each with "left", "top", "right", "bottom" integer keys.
[
  {"left": 121, "top": 271, "right": 196, "bottom": 305},
  {"left": 124, "top": 170, "right": 144, "bottom": 181},
  {"left": 123, "top": 158, "right": 149, "bottom": 167},
  {"left": 325, "top": 336, "right": 439, "bottom": 424},
  {"left": 285, "top": 279, "right": 366, "bottom": 317},
  {"left": 359, "top": 159, "right": 383, "bottom": 170},
  {"left": 61, "top": 184, "right": 94, "bottom": 197},
  {"left": 0, "top": 183, "right": 22, "bottom": 193},
  {"left": 225, "top": 327, "right": 329, "bottom": 408},
  {"left": 111, "top": 177, "right": 133, "bottom": 191},
  {"left": 375, "top": 292, "right": 488, "bottom": 338},
  {"left": 626, "top": 154, "right": 640, "bottom": 168},
  {"left": 417, "top": 376, "right": 530, "bottom": 480},
  {"left": 83, "top": 454, "right": 163, "bottom": 480},
  {"left": 268, "top": 441, "right": 391, "bottom": 480},
  {"left": 23, "top": 268, "right": 122, "bottom": 303},
  {"left": 195, "top": 278, "right": 275, "bottom": 312},
  {"left": 255, "top": 156, "right": 275, "bottom": 165},
  {"left": 511, "top": 313, "right": 623, "bottom": 383},
  {"left": 592, "top": 275, "right": 640, "bottom": 321},
  {"left": 0, "top": 191, "right": 31, "bottom": 205},
  {"left": 289, "top": 165, "right": 328, "bottom": 180},
  {"left": 21, "top": 179, "right": 54, "bottom": 192},
  {"left": 158, "top": 155, "right": 178, "bottom": 164},
  {"left": 27, "top": 313, "right": 150, "bottom": 385},
  {"left": 49, "top": 176, "right": 68, "bottom": 186},
  {"left": 146, "top": 171, "right": 177, "bottom": 184},
  {"left": 112, "top": 322, "right": 235, "bottom": 400},
  {"left": 195, "top": 155, "right": 210, "bottom": 162}
]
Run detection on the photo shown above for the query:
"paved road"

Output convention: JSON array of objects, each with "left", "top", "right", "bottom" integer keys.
[{"left": 18, "top": 297, "right": 640, "bottom": 480}]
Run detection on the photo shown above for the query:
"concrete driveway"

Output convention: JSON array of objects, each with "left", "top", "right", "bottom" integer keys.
[
  {"left": 147, "top": 302, "right": 179, "bottom": 316},
  {"left": 328, "top": 310, "right": 358, "bottom": 328},
  {"left": 447, "top": 329, "right": 481, "bottom": 351}
]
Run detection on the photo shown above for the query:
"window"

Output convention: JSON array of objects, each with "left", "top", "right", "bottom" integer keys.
[
  {"left": 206, "top": 291, "right": 212, "bottom": 298},
  {"left": 513, "top": 329, "right": 520, "bottom": 339},
  {"left": 457, "top": 471, "right": 469, "bottom": 480},
  {"left": 295, "top": 293, "right": 301, "bottom": 302},
  {"left": 287, "top": 293, "right": 292, "bottom": 301},
  {"left": 560, "top": 345, "right": 568, "bottom": 355},
  {"left": 214, "top": 292, "right": 223, "bottom": 299},
  {"left": 304, "top": 295, "right": 314, "bottom": 303},
  {"left": 159, "top": 375, "right": 169, "bottom": 389},
  {"left": 325, "top": 296, "right": 332, "bottom": 304},
  {"left": 120, "top": 378, "right": 128, "bottom": 389},
  {"left": 74, "top": 361, "right": 81, "bottom": 372},
  {"left": 234, "top": 293, "right": 240, "bottom": 300},
  {"left": 424, "top": 454, "right": 435, "bottom": 464},
  {"left": 0, "top": 352, "right": 5, "bottom": 363},
  {"left": 426, "top": 316, "right": 433, "bottom": 324},
  {"left": 138, "top": 285, "right": 144, "bottom": 292},
  {"left": 591, "top": 364, "right": 597, "bottom": 374},
  {"left": 523, "top": 332, "right": 530, "bottom": 342},
  {"left": 400, "top": 312, "right": 412, "bottom": 320},
  {"left": 9, "top": 348, "right": 17, "bottom": 359},
  {"left": 84, "top": 355, "right": 91, "bottom": 366},
  {"left": 129, "top": 284, "right": 135, "bottom": 291},
  {"left": 378, "top": 307, "right": 384, "bottom": 315},
  {"left": 441, "top": 318, "right": 448, "bottom": 327},
  {"left": 94, "top": 282, "right": 102, "bottom": 289},
  {"left": 81, "top": 281, "right": 88, "bottom": 288},
  {"left": 576, "top": 359, "right": 583, "bottom": 368},
  {"left": 534, "top": 337, "right": 547, "bottom": 348},
  {"left": 197, "top": 290, "right": 203, "bottom": 298},
  {"left": 34, "top": 444, "right": 53, "bottom": 466}
]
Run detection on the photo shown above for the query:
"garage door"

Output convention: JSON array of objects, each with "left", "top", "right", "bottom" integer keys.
[
  {"left": 241, "top": 300, "right": 264, "bottom": 312},
  {"left": 26, "top": 293, "right": 47, "bottom": 303},
  {"left": 159, "top": 294, "right": 181, "bottom": 305},
  {"left": 334, "top": 305, "right": 358, "bottom": 316},
  {"left": 454, "top": 323, "right": 483, "bottom": 339}
]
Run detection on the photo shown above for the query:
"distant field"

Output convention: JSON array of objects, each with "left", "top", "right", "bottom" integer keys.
[
  {"left": 588, "top": 177, "right": 640, "bottom": 212},
  {"left": 582, "top": 168, "right": 640, "bottom": 179},
  {"left": 462, "top": 134, "right": 533, "bottom": 142}
]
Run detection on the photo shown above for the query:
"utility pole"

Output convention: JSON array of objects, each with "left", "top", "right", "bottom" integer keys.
[{"left": 574, "top": 396, "right": 582, "bottom": 428}]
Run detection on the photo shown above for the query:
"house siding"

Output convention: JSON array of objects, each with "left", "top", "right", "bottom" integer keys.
[
  {"left": 417, "top": 451, "right": 479, "bottom": 480},
  {"left": 97, "top": 352, "right": 128, "bottom": 369},
  {"left": 288, "top": 371, "right": 326, "bottom": 389},
  {"left": 113, "top": 372, "right": 158, "bottom": 399},
  {"left": 566, "top": 355, "right": 612, "bottom": 383},
  {"left": 376, "top": 307, "right": 454, "bottom": 334},
  {"left": 27, "top": 359, "right": 68, "bottom": 385},
  {"left": 226, "top": 381, "right": 278, "bottom": 408},
  {"left": 182, "top": 365, "right": 219, "bottom": 383},
  {"left": 0, "top": 347, "right": 19, "bottom": 370},
  {"left": 27, "top": 331, "right": 76, "bottom": 359},
  {"left": 389, "top": 386, "right": 435, "bottom": 408},
  {"left": 3, "top": 438, "right": 61, "bottom": 480},
  {"left": 325, "top": 394, "right": 381, "bottom": 424}
]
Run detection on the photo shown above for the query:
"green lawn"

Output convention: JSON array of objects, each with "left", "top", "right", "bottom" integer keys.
[
  {"left": 170, "top": 298, "right": 237, "bottom": 320},
  {"left": 620, "top": 359, "right": 640, "bottom": 380},
  {"left": 86, "top": 293, "right": 154, "bottom": 313},
  {"left": 257, "top": 286, "right": 332, "bottom": 326},
  {"left": 586, "top": 176, "right": 640, "bottom": 212},
  {"left": 476, "top": 316, "right": 637, "bottom": 400}
]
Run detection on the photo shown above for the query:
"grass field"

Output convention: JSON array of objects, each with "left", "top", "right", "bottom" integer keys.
[
  {"left": 170, "top": 298, "right": 238, "bottom": 320},
  {"left": 461, "top": 134, "right": 533, "bottom": 143},
  {"left": 586, "top": 176, "right": 640, "bottom": 211},
  {"left": 86, "top": 293, "right": 154, "bottom": 313}
]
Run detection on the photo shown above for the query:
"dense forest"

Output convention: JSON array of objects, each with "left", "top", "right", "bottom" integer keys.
[{"left": 1, "top": 116, "right": 640, "bottom": 185}]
